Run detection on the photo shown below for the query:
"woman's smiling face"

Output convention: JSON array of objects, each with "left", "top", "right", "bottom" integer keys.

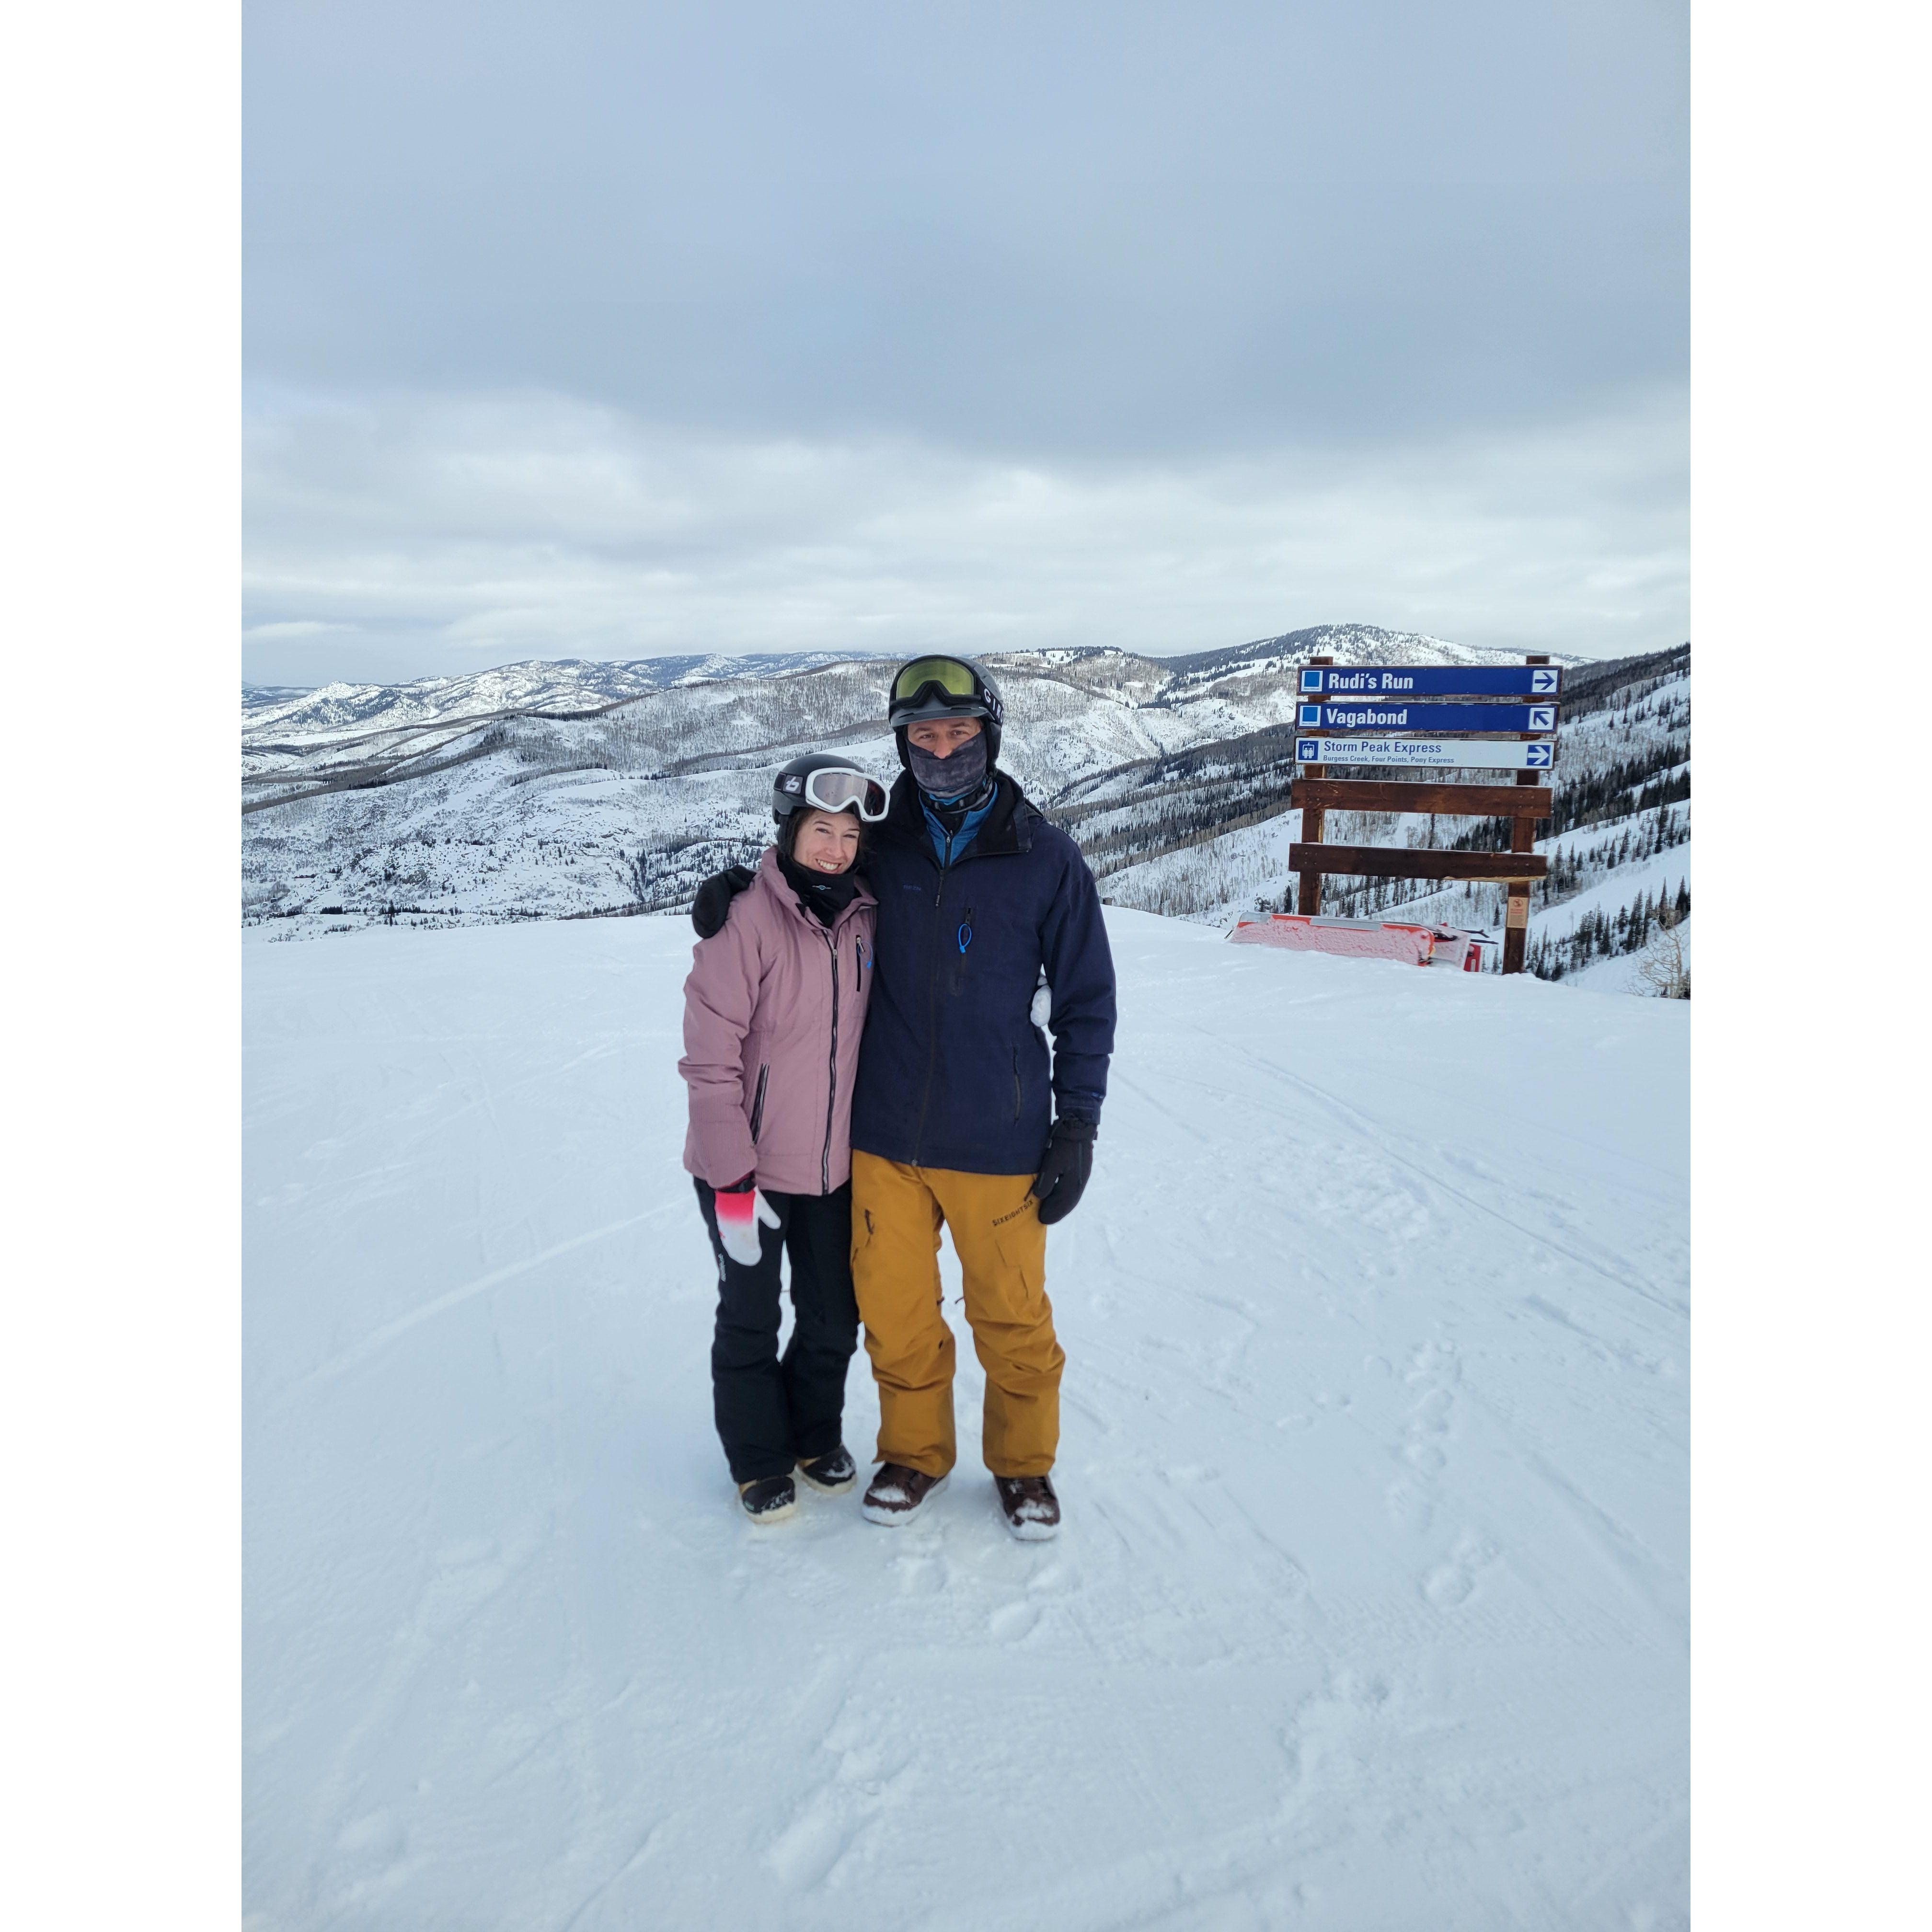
[{"left": 792, "top": 808, "right": 861, "bottom": 874}]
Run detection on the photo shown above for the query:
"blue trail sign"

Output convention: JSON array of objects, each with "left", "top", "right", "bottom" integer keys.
[
  {"left": 1297, "top": 702, "right": 1558, "bottom": 734},
  {"left": 1294, "top": 736, "right": 1555, "bottom": 770},
  {"left": 1299, "top": 664, "right": 1562, "bottom": 698}
]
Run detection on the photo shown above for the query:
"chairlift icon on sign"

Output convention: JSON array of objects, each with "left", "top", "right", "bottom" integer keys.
[{"left": 1297, "top": 739, "right": 1320, "bottom": 762}]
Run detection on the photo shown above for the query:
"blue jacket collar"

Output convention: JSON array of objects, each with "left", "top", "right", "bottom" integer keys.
[{"left": 920, "top": 790, "right": 997, "bottom": 868}]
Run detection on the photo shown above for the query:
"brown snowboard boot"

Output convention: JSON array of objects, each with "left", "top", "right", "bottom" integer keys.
[
  {"left": 861, "top": 1462, "right": 949, "bottom": 1526},
  {"left": 995, "top": 1474, "right": 1060, "bottom": 1541}
]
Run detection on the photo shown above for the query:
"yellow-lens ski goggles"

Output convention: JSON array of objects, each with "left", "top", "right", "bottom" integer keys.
[{"left": 891, "top": 656, "right": 982, "bottom": 705}]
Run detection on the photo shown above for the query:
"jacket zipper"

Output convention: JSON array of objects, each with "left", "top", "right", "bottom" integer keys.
[
  {"left": 912, "top": 857, "right": 951, "bottom": 1162},
  {"left": 1012, "top": 1045, "right": 1022, "bottom": 1122},
  {"left": 749, "top": 1063, "right": 770, "bottom": 1144},
  {"left": 901, "top": 782, "right": 1028, "bottom": 1165},
  {"left": 821, "top": 925, "right": 839, "bottom": 1195}
]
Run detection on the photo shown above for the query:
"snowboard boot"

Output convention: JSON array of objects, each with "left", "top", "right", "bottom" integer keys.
[
  {"left": 860, "top": 1463, "right": 949, "bottom": 1526},
  {"left": 737, "top": 1474, "right": 798, "bottom": 1525},
  {"left": 795, "top": 1445, "right": 858, "bottom": 1495},
  {"left": 995, "top": 1474, "right": 1060, "bottom": 1541}
]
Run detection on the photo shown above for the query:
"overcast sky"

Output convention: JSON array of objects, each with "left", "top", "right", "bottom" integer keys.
[{"left": 243, "top": 0, "right": 1687, "bottom": 685}]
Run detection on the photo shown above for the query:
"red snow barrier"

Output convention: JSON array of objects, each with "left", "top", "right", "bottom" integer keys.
[{"left": 1229, "top": 914, "right": 1493, "bottom": 971}]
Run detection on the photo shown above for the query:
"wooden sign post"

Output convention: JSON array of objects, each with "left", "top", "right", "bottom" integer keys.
[
  {"left": 1288, "top": 654, "right": 1556, "bottom": 976},
  {"left": 1505, "top": 655, "right": 1551, "bottom": 975},
  {"left": 1295, "top": 656, "right": 1332, "bottom": 918}
]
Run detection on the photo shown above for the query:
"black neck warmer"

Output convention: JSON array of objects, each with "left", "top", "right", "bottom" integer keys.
[
  {"left": 908, "top": 731, "right": 990, "bottom": 804},
  {"left": 920, "top": 772, "right": 997, "bottom": 829},
  {"left": 777, "top": 849, "right": 862, "bottom": 927}
]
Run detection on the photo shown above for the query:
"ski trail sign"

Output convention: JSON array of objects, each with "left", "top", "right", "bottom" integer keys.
[
  {"left": 1296, "top": 703, "right": 1558, "bottom": 735},
  {"left": 1293, "top": 737, "right": 1553, "bottom": 770},
  {"left": 1290, "top": 655, "right": 1559, "bottom": 975},
  {"left": 1299, "top": 664, "right": 1562, "bottom": 697}
]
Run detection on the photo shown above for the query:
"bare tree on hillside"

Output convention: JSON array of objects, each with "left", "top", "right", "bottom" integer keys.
[{"left": 1635, "top": 905, "right": 1691, "bottom": 1000}]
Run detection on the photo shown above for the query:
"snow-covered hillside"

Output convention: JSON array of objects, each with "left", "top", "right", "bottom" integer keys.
[
  {"left": 244, "top": 909, "right": 1688, "bottom": 1930},
  {"left": 240, "top": 627, "right": 1688, "bottom": 996}
]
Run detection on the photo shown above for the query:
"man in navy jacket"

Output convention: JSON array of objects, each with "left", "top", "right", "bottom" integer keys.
[{"left": 693, "top": 654, "right": 1116, "bottom": 1539}]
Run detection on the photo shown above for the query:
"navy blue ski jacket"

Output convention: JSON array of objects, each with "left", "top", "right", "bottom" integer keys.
[{"left": 850, "top": 770, "right": 1116, "bottom": 1176}]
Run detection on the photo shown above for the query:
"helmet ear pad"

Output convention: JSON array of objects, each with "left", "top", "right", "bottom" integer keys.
[{"left": 893, "top": 717, "right": 1000, "bottom": 771}]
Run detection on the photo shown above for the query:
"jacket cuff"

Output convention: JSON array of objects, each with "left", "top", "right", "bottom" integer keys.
[{"left": 690, "top": 1110, "right": 759, "bottom": 1191}]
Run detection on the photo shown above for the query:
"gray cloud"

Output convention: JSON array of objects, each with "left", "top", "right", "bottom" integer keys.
[
  {"left": 243, "top": 383, "right": 1686, "bottom": 685},
  {"left": 243, "top": 0, "right": 1686, "bottom": 682}
]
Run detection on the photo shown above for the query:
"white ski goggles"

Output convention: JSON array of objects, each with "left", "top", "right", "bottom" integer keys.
[{"left": 803, "top": 766, "right": 889, "bottom": 822}]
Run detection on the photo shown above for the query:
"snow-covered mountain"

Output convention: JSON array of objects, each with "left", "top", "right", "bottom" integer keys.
[{"left": 241, "top": 625, "right": 1688, "bottom": 994}]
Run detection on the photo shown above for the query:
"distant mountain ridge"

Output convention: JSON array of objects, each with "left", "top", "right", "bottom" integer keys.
[
  {"left": 1159, "top": 623, "right": 1506, "bottom": 688},
  {"left": 242, "top": 628, "right": 1576, "bottom": 744},
  {"left": 241, "top": 649, "right": 880, "bottom": 739}
]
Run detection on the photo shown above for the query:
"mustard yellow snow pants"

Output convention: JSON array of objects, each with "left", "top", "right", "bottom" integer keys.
[{"left": 850, "top": 1150, "right": 1064, "bottom": 1479}]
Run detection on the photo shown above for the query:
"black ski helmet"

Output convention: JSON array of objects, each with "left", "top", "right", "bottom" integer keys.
[
  {"left": 770, "top": 752, "right": 889, "bottom": 828},
  {"left": 886, "top": 653, "right": 1004, "bottom": 769}
]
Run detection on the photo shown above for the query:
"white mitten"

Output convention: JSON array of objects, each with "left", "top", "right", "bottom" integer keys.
[{"left": 714, "top": 1185, "right": 780, "bottom": 1267}]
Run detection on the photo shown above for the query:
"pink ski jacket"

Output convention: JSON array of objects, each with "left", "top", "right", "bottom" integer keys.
[{"left": 679, "top": 849, "right": 877, "bottom": 1196}]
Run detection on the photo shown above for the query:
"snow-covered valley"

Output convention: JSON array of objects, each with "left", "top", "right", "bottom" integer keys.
[
  {"left": 243, "top": 908, "right": 1688, "bottom": 1930},
  {"left": 241, "top": 625, "right": 1688, "bottom": 998}
]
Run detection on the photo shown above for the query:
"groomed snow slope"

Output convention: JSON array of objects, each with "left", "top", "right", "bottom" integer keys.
[{"left": 244, "top": 911, "right": 1688, "bottom": 1931}]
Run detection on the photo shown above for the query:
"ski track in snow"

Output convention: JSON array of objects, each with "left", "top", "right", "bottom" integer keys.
[{"left": 243, "top": 910, "right": 1688, "bottom": 1932}]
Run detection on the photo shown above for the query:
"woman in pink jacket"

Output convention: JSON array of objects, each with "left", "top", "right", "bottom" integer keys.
[{"left": 679, "top": 754, "right": 886, "bottom": 1523}]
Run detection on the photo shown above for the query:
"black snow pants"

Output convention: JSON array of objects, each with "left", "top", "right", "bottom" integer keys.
[{"left": 694, "top": 1179, "right": 861, "bottom": 1484}]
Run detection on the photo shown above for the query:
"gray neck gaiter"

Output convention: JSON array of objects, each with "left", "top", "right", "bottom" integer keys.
[{"left": 908, "top": 731, "right": 989, "bottom": 802}]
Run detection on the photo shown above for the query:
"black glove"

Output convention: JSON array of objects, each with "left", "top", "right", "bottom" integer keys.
[
  {"left": 1030, "top": 1117, "right": 1097, "bottom": 1225},
  {"left": 690, "top": 865, "right": 755, "bottom": 939}
]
